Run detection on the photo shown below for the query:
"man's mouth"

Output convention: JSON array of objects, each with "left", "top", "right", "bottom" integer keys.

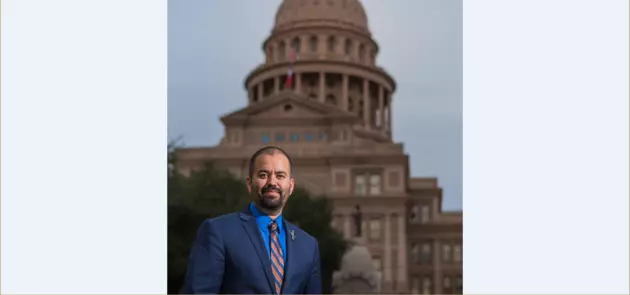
[{"left": 262, "top": 187, "right": 281, "bottom": 196}]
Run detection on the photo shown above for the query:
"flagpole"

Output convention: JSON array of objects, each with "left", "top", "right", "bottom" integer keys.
[{"left": 285, "top": 47, "right": 296, "bottom": 90}]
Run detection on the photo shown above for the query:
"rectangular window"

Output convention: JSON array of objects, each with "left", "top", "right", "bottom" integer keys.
[
  {"left": 454, "top": 244, "right": 462, "bottom": 262},
  {"left": 369, "top": 174, "right": 381, "bottom": 195},
  {"left": 354, "top": 171, "right": 382, "bottom": 196},
  {"left": 354, "top": 175, "right": 367, "bottom": 195},
  {"left": 421, "top": 242, "right": 432, "bottom": 264},
  {"left": 420, "top": 205, "right": 430, "bottom": 223},
  {"left": 369, "top": 218, "right": 381, "bottom": 240},
  {"left": 455, "top": 275, "right": 463, "bottom": 294},
  {"left": 421, "top": 276, "right": 432, "bottom": 294},
  {"left": 410, "top": 277, "right": 420, "bottom": 295},
  {"left": 442, "top": 276, "right": 452, "bottom": 293},
  {"left": 442, "top": 243, "right": 452, "bottom": 262},
  {"left": 410, "top": 205, "right": 420, "bottom": 223}
]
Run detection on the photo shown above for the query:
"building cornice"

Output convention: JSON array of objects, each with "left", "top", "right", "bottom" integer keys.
[{"left": 244, "top": 59, "right": 396, "bottom": 93}]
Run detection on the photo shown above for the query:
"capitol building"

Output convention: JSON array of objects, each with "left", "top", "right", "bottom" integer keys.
[{"left": 175, "top": 0, "right": 462, "bottom": 293}]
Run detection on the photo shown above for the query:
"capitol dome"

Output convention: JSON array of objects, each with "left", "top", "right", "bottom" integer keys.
[
  {"left": 244, "top": 0, "right": 395, "bottom": 142},
  {"left": 273, "top": 0, "right": 369, "bottom": 34}
]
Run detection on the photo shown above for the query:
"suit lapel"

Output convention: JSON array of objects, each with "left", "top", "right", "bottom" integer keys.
[
  {"left": 282, "top": 220, "right": 296, "bottom": 293},
  {"left": 239, "top": 208, "right": 275, "bottom": 293}
]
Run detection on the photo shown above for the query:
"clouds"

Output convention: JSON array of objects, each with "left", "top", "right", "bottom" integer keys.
[{"left": 168, "top": 0, "right": 462, "bottom": 210}]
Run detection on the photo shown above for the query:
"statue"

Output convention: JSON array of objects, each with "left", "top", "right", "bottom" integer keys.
[{"left": 352, "top": 205, "right": 362, "bottom": 237}]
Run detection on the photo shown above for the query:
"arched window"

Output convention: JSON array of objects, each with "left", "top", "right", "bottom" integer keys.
[
  {"left": 358, "top": 44, "right": 365, "bottom": 62},
  {"left": 291, "top": 37, "right": 301, "bottom": 53},
  {"left": 344, "top": 39, "right": 352, "bottom": 55},
  {"left": 328, "top": 36, "right": 336, "bottom": 53}
]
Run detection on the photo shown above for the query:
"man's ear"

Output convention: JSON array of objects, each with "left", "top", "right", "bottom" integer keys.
[
  {"left": 289, "top": 177, "right": 295, "bottom": 195},
  {"left": 246, "top": 176, "right": 252, "bottom": 193}
]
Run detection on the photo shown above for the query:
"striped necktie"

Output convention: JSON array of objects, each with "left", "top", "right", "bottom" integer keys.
[{"left": 268, "top": 221, "right": 284, "bottom": 294}]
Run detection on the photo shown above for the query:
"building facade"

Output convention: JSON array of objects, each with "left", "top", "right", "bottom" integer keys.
[{"left": 175, "top": 0, "right": 462, "bottom": 294}]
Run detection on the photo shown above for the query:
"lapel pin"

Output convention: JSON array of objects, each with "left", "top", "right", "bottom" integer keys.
[{"left": 290, "top": 230, "right": 295, "bottom": 241}]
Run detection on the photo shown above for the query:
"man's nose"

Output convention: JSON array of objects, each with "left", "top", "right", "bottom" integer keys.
[{"left": 266, "top": 174, "right": 278, "bottom": 185}]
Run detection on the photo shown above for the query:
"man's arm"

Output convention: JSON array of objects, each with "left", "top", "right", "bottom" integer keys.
[
  {"left": 303, "top": 240, "right": 322, "bottom": 294},
  {"left": 181, "top": 219, "right": 225, "bottom": 294}
]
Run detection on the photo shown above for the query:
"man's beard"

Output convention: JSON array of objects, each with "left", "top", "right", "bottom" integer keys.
[{"left": 256, "top": 184, "right": 285, "bottom": 211}]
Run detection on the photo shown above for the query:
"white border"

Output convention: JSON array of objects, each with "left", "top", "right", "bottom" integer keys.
[
  {"left": 464, "top": 0, "right": 629, "bottom": 293},
  {"left": 1, "top": 0, "right": 167, "bottom": 293}
]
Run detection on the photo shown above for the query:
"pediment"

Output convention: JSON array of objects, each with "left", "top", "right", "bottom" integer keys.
[{"left": 221, "top": 91, "right": 356, "bottom": 123}]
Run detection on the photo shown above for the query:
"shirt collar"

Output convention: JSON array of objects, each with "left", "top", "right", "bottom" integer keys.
[{"left": 249, "top": 202, "right": 284, "bottom": 232}]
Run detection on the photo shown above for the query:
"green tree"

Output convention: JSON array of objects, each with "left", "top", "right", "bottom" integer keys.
[{"left": 167, "top": 146, "right": 348, "bottom": 294}]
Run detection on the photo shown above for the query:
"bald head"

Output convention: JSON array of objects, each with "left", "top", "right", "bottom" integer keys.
[{"left": 248, "top": 146, "right": 293, "bottom": 178}]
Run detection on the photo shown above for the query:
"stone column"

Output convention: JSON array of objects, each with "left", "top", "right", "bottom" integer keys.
[
  {"left": 257, "top": 83, "right": 263, "bottom": 102},
  {"left": 344, "top": 214, "right": 351, "bottom": 239},
  {"left": 274, "top": 76, "right": 280, "bottom": 94},
  {"left": 319, "top": 72, "right": 326, "bottom": 103},
  {"left": 378, "top": 85, "right": 384, "bottom": 131},
  {"left": 296, "top": 73, "right": 302, "bottom": 94},
  {"left": 363, "top": 79, "right": 370, "bottom": 129},
  {"left": 383, "top": 213, "right": 393, "bottom": 291},
  {"left": 248, "top": 87, "right": 254, "bottom": 103},
  {"left": 341, "top": 74, "right": 349, "bottom": 111},
  {"left": 397, "top": 214, "right": 407, "bottom": 292},
  {"left": 319, "top": 34, "right": 326, "bottom": 57}
]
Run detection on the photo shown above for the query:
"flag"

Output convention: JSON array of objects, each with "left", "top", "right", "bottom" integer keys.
[
  {"left": 285, "top": 68, "right": 294, "bottom": 89},
  {"left": 285, "top": 48, "right": 296, "bottom": 89}
]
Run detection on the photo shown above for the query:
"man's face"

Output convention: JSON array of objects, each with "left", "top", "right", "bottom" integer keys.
[{"left": 247, "top": 152, "right": 294, "bottom": 212}]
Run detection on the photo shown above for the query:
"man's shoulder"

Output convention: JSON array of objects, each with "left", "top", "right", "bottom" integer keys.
[{"left": 201, "top": 211, "right": 242, "bottom": 228}]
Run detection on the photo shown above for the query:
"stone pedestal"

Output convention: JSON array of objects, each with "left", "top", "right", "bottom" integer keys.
[{"left": 332, "top": 237, "right": 381, "bottom": 294}]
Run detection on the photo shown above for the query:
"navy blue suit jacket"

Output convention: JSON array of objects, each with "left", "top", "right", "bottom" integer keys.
[{"left": 181, "top": 207, "right": 322, "bottom": 294}]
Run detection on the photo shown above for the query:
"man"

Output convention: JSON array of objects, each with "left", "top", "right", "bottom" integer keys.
[{"left": 181, "top": 146, "right": 322, "bottom": 294}]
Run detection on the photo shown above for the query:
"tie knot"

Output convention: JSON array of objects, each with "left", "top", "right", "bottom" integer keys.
[{"left": 268, "top": 221, "right": 279, "bottom": 233}]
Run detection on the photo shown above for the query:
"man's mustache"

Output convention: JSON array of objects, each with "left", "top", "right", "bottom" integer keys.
[{"left": 261, "top": 185, "right": 282, "bottom": 194}]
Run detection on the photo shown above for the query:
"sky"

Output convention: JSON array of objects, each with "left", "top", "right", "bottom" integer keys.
[{"left": 168, "top": 0, "right": 462, "bottom": 211}]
